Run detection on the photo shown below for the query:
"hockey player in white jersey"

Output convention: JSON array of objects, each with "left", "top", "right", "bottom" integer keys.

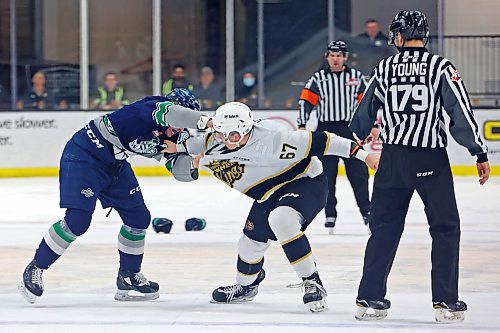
[{"left": 164, "top": 102, "right": 379, "bottom": 312}]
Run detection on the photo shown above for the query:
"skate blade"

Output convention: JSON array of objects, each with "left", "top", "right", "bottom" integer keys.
[
  {"left": 355, "top": 307, "right": 388, "bottom": 321},
  {"left": 327, "top": 228, "right": 334, "bottom": 235},
  {"left": 18, "top": 281, "right": 38, "bottom": 304},
  {"left": 306, "top": 299, "right": 328, "bottom": 313},
  {"left": 435, "top": 309, "right": 465, "bottom": 323},
  {"left": 114, "top": 289, "right": 159, "bottom": 301},
  {"left": 210, "top": 296, "right": 256, "bottom": 304}
]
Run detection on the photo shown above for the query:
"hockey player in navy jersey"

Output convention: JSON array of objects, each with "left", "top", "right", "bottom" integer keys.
[{"left": 19, "top": 88, "right": 211, "bottom": 304}]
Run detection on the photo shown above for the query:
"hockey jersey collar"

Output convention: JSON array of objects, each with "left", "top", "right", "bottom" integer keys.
[{"left": 400, "top": 46, "right": 428, "bottom": 52}]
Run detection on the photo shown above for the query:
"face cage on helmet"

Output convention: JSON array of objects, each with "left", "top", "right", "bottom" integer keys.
[{"left": 212, "top": 129, "right": 245, "bottom": 145}]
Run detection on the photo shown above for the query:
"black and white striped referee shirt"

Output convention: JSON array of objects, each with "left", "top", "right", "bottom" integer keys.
[
  {"left": 298, "top": 66, "right": 366, "bottom": 127},
  {"left": 350, "top": 47, "right": 487, "bottom": 161}
]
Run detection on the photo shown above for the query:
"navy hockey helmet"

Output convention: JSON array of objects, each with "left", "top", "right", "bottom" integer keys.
[
  {"left": 389, "top": 10, "right": 429, "bottom": 46},
  {"left": 325, "top": 40, "right": 348, "bottom": 57},
  {"left": 165, "top": 88, "right": 201, "bottom": 111}
]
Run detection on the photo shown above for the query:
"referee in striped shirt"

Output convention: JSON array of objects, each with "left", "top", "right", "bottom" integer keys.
[
  {"left": 298, "top": 40, "right": 373, "bottom": 234},
  {"left": 350, "top": 10, "right": 490, "bottom": 322}
]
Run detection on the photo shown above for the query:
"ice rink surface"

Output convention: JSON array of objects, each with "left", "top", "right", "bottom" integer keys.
[{"left": 1, "top": 175, "right": 499, "bottom": 333}]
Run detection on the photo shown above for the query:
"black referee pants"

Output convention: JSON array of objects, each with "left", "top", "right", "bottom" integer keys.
[
  {"left": 316, "top": 121, "right": 370, "bottom": 219},
  {"left": 357, "top": 145, "right": 461, "bottom": 303}
]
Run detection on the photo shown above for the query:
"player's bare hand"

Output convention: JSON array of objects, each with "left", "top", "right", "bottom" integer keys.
[
  {"left": 364, "top": 127, "right": 380, "bottom": 145},
  {"left": 365, "top": 153, "right": 380, "bottom": 171},
  {"left": 161, "top": 140, "right": 177, "bottom": 153},
  {"left": 193, "top": 153, "right": 204, "bottom": 169},
  {"left": 477, "top": 161, "right": 490, "bottom": 185}
]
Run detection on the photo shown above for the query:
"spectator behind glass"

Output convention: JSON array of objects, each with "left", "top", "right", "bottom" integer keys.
[
  {"left": 351, "top": 19, "right": 395, "bottom": 76},
  {"left": 162, "top": 64, "right": 193, "bottom": 95},
  {"left": 93, "top": 72, "right": 130, "bottom": 110},
  {"left": 17, "top": 71, "right": 65, "bottom": 110},
  {"left": 193, "top": 66, "right": 224, "bottom": 109},
  {"left": 237, "top": 72, "right": 258, "bottom": 107}
]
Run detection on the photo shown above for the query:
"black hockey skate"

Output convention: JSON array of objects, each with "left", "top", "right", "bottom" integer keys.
[
  {"left": 433, "top": 300, "right": 467, "bottom": 323},
  {"left": 18, "top": 259, "right": 44, "bottom": 304},
  {"left": 302, "top": 272, "right": 328, "bottom": 312},
  {"left": 355, "top": 298, "right": 391, "bottom": 320},
  {"left": 115, "top": 269, "right": 159, "bottom": 301},
  {"left": 211, "top": 269, "right": 265, "bottom": 303},
  {"left": 324, "top": 217, "right": 336, "bottom": 235}
]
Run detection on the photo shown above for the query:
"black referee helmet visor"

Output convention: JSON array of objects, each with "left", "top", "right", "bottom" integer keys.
[
  {"left": 325, "top": 40, "right": 348, "bottom": 57},
  {"left": 389, "top": 10, "right": 429, "bottom": 46}
]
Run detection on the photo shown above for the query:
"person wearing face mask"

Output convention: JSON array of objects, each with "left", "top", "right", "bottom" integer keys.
[
  {"left": 237, "top": 72, "right": 258, "bottom": 108},
  {"left": 162, "top": 64, "right": 194, "bottom": 95}
]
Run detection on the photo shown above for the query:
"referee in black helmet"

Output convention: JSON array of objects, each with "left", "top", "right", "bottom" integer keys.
[
  {"left": 298, "top": 40, "right": 375, "bottom": 234},
  {"left": 350, "top": 10, "right": 490, "bottom": 323}
]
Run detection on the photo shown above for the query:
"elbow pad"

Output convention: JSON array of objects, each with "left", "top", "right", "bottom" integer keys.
[{"left": 167, "top": 153, "right": 199, "bottom": 182}]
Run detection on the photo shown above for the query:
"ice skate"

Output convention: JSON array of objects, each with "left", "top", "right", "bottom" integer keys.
[
  {"left": 211, "top": 269, "right": 265, "bottom": 303},
  {"left": 324, "top": 217, "right": 336, "bottom": 235},
  {"left": 18, "top": 260, "right": 44, "bottom": 304},
  {"left": 302, "top": 271, "right": 328, "bottom": 312},
  {"left": 355, "top": 298, "right": 391, "bottom": 320},
  {"left": 433, "top": 300, "right": 467, "bottom": 323},
  {"left": 114, "top": 269, "right": 159, "bottom": 301}
]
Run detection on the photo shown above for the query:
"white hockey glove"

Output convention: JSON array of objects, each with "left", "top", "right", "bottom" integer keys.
[{"left": 197, "top": 115, "right": 211, "bottom": 130}]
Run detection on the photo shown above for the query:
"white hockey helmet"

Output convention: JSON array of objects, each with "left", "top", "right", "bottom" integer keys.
[{"left": 212, "top": 102, "right": 254, "bottom": 144}]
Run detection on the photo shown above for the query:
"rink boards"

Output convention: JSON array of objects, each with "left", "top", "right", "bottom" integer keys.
[{"left": 0, "top": 110, "right": 499, "bottom": 177}]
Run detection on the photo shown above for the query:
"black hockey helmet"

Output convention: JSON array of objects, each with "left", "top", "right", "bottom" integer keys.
[
  {"left": 388, "top": 10, "right": 429, "bottom": 46},
  {"left": 325, "top": 40, "right": 348, "bottom": 57}
]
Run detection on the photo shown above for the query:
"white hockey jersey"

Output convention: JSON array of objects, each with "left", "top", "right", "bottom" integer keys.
[{"left": 183, "top": 120, "right": 357, "bottom": 201}]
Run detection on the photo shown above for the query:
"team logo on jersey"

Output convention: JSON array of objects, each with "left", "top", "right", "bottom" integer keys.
[
  {"left": 81, "top": 188, "right": 94, "bottom": 198},
  {"left": 451, "top": 70, "right": 461, "bottom": 82},
  {"left": 345, "top": 78, "right": 361, "bottom": 86},
  {"left": 177, "top": 130, "right": 190, "bottom": 144},
  {"left": 207, "top": 160, "right": 245, "bottom": 188},
  {"left": 129, "top": 138, "right": 160, "bottom": 154},
  {"left": 245, "top": 219, "right": 254, "bottom": 231}
]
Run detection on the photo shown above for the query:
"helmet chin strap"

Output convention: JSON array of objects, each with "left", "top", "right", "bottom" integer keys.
[{"left": 396, "top": 35, "right": 406, "bottom": 52}]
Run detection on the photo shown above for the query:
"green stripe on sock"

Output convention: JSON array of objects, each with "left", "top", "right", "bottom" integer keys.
[
  {"left": 120, "top": 226, "right": 145, "bottom": 241},
  {"left": 53, "top": 221, "right": 76, "bottom": 243}
]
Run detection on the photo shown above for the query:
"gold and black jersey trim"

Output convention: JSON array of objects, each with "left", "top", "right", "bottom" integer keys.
[
  {"left": 204, "top": 132, "right": 214, "bottom": 149},
  {"left": 306, "top": 131, "right": 330, "bottom": 158},
  {"left": 242, "top": 158, "right": 313, "bottom": 200}
]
